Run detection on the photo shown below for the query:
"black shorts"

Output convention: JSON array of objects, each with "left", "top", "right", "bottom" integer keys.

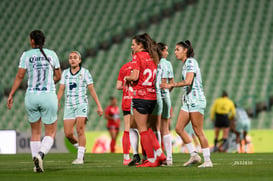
[
  {"left": 214, "top": 113, "right": 230, "bottom": 128},
  {"left": 132, "top": 99, "right": 157, "bottom": 114},
  {"left": 123, "top": 110, "right": 131, "bottom": 116}
]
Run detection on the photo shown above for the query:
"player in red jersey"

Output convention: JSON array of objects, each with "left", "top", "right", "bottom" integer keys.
[
  {"left": 104, "top": 97, "right": 120, "bottom": 153},
  {"left": 117, "top": 58, "right": 140, "bottom": 165},
  {"left": 124, "top": 33, "right": 166, "bottom": 167}
]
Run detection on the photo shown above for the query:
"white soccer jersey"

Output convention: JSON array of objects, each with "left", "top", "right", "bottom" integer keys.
[{"left": 60, "top": 67, "right": 93, "bottom": 107}]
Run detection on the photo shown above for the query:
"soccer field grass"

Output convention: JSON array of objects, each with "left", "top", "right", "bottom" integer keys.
[{"left": 0, "top": 153, "right": 272, "bottom": 181}]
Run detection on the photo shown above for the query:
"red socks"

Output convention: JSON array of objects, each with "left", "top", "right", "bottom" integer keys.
[
  {"left": 122, "top": 131, "right": 130, "bottom": 154},
  {"left": 110, "top": 139, "right": 116, "bottom": 153},
  {"left": 140, "top": 131, "right": 154, "bottom": 159},
  {"left": 148, "top": 128, "right": 161, "bottom": 150}
]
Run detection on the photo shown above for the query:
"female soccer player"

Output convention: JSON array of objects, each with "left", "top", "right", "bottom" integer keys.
[
  {"left": 161, "top": 40, "right": 213, "bottom": 168},
  {"left": 155, "top": 42, "right": 174, "bottom": 166},
  {"left": 116, "top": 58, "right": 140, "bottom": 165},
  {"left": 7, "top": 30, "right": 62, "bottom": 173},
  {"left": 124, "top": 33, "right": 166, "bottom": 167},
  {"left": 104, "top": 96, "right": 120, "bottom": 153},
  {"left": 57, "top": 51, "right": 103, "bottom": 164}
]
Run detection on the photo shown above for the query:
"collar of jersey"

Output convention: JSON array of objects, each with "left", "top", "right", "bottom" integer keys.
[{"left": 70, "top": 67, "right": 81, "bottom": 76}]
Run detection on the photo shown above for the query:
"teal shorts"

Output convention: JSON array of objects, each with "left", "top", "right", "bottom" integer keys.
[
  {"left": 236, "top": 121, "right": 251, "bottom": 133},
  {"left": 24, "top": 92, "right": 58, "bottom": 124},
  {"left": 152, "top": 92, "right": 171, "bottom": 119},
  {"left": 64, "top": 103, "right": 88, "bottom": 120},
  {"left": 181, "top": 99, "right": 206, "bottom": 115}
]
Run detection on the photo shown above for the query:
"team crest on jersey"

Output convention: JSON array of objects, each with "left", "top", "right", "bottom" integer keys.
[{"left": 79, "top": 74, "right": 83, "bottom": 80}]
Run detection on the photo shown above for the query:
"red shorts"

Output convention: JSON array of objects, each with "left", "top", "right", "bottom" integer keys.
[{"left": 107, "top": 120, "right": 120, "bottom": 130}]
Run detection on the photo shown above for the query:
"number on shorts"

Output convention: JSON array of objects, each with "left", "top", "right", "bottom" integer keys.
[{"left": 142, "top": 68, "right": 156, "bottom": 86}]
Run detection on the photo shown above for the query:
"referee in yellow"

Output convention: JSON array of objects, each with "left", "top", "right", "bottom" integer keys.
[{"left": 210, "top": 91, "right": 236, "bottom": 152}]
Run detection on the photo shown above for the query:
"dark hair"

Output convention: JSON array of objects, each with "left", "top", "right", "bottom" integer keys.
[
  {"left": 109, "top": 96, "right": 116, "bottom": 100},
  {"left": 133, "top": 33, "right": 159, "bottom": 64},
  {"left": 157, "top": 42, "right": 167, "bottom": 59},
  {"left": 177, "top": 40, "right": 194, "bottom": 58},
  {"left": 30, "top": 30, "right": 53, "bottom": 68},
  {"left": 222, "top": 90, "right": 228, "bottom": 97}
]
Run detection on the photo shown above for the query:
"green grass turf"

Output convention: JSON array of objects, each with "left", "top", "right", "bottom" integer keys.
[{"left": 0, "top": 153, "right": 272, "bottom": 181}]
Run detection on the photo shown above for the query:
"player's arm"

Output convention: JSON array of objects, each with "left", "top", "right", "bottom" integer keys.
[
  {"left": 160, "top": 72, "right": 194, "bottom": 89},
  {"left": 88, "top": 84, "right": 103, "bottom": 116},
  {"left": 116, "top": 80, "right": 123, "bottom": 90},
  {"left": 168, "top": 78, "right": 175, "bottom": 92},
  {"left": 124, "top": 69, "right": 139, "bottom": 82},
  {"left": 7, "top": 68, "right": 26, "bottom": 109},
  {"left": 54, "top": 68, "right": 62, "bottom": 84},
  {"left": 57, "top": 84, "right": 65, "bottom": 104},
  {"left": 210, "top": 100, "right": 217, "bottom": 121}
]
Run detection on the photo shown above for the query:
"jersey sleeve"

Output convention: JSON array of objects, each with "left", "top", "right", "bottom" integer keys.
[
  {"left": 60, "top": 70, "right": 66, "bottom": 85},
  {"left": 131, "top": 54, "right": 140, "bottom": 71},
  {"left": 161, "top": 63, "right": 169, "bottom": 79},
  {"left": 85, "top": 69, "right": 94, "bottom": 85},
  {"left": 18, "top": 52, "right": 27, "bottom": 69},
  {"left": 185, "top": 59, "right": 196, "bottom": 73},
  {"left": 52, "top": 51, "right": 60, "bottom": 69},
  {"left": 168, "top": 62, "right": 174, "bottom": 78}
]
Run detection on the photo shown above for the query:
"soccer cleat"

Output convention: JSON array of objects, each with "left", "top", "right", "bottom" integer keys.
[
  {"left": 161, "top": 160, "right": 173, "bottom": 166},
  {"left": 123, "top": 158, "right": 132, "bottom": 165},
  {"left": 198, "top": 161, "right": 213, "bottom": 168},
  {"left": 128, "top": 154, "right": 141, "bottom": 166},
  {"left": 136, "top": 160, "right": 159, "bottom": 167},
  {"left": 72, "top": 158, "right": 84, "bottom": 165},
  {"left": 156, "top": 153, "right": 166, "bottom": 165},
  {"left": 33, "top": 154, "right": 44, "bottom": 173},
  {"left": 183, "top": 154, "right": 202, "bottom": 167},
  {"left": 33, "top": 166, "right": 37, "bottom": 173}
]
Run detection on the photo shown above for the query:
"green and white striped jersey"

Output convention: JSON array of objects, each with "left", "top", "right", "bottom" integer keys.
[
  {"left": 182, "top": 58, "right": 206, "bottom": 102},
  {"left": 60, "top": 67, "right": 93, "bottom": 107},
  {"left": 155, "top": 58, "right": 174, "bottom": 94},
  {"left": 19, "top": 48, "right": 60, "bottom": 94}
]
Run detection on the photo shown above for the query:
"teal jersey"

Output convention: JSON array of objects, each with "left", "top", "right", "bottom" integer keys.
[
  {"left": 182, "top": 58, "right": 205, "bottom": 101},
  {"left": 235, "top": 108, "right": 250, "bottom": 124},
  {"left": 156, "top": 58, "right": 174, "bottom": 94},
  {"left": 19, "top": 48, "right": 60, "bottom": 94},
  {"left": 60, "top": 67, "right": 93, "bottom": 107}
]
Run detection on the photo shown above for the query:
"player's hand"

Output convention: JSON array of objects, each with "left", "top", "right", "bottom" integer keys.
[
  {"left": 160, "top": 83, "right": 171, "bottom": 89},
  {"left": 97, "top": 107, "right": 103, "bottom": 117},
  {"left": 7, "top": 95, "right": 13, "bottom": 109}
]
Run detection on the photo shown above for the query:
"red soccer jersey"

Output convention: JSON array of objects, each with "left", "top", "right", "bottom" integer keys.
[
  {"left": 105, "top": 105, "right": 121, "bottom": 129},
  {"left": 131, "top": 52, "right": 157, "bottom": 100},
  {"left": 117, "top": 62, "right": 133, "bottom": 111}
]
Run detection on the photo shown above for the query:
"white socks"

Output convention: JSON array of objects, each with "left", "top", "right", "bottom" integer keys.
[
  {"left": 124, "top": 154, "right": 130, "bottom": 160},
  {"left": 156, "top": 131, "right": 161, "bottom": 146},
  {"left": 185, "top": 143, "right": 197, "bottom": 157},
  {"left": 73, "top": 143, "right": 79, "bottom": 149},
  {"left": 77, "top": 146, "right": 85, "bottom": 160},
  {"left": 202, "top": 148, "right": 211, "bottom": 162},
  {"left": 40, "top": 136, "right": 54, "bottom": 155},
  {"left": 129, "top": 129, "right": 139, "bottom": 155},
  {"left": 163, "top": 134, "right": 172, "bottom": 161},
  {"left": 30, "top": 141, "right": 41, "bottom": 158}
]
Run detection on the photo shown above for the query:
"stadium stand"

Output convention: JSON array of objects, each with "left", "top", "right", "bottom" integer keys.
[{"left": 0, "top": 0, "right": 272, "bottom": 131}]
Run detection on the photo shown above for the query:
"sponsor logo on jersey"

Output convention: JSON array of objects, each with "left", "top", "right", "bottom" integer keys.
[{"left": 69, "top": 82, "right": 77, "bottom": 90}]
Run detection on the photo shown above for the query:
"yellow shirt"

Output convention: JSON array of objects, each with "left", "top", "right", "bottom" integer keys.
[{"left": 210, "top": 97, "right": 236, "bottom": 121}]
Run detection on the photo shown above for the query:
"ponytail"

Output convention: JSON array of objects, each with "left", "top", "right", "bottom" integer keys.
[
  {"left": 177, "top": 40, "right": 194, "bottom": 58},
  {"left": 30, "top": 30, "right": 54, "bottom": 69},
  {"left": 133, "top": 33, "right": 159, "bottom": 65}
]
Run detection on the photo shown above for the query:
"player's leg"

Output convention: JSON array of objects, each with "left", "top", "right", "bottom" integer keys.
[
  {"left": 222, "top": 127, "right": 230, "bottom": 152},
  {"left": 213, "top": 127, "right": 220, "bottom": 152},
  {"left": 122, "top": 112, "right": 131, "bottom": 165},
  {"left": 176, "top": 109, "right": 201, "bottom": 166},
  {"left": 128, "top": 115, "right": 141, "bottom": 166},
  {"left": 30, "top": 119, "right": 42, "bottom": 159},
  {"left": 33, "top": 93, "right": 58, "bottom": 172},
  {"left": 64, "top": 119, "right": 78, "bottom": 148},
  {"left": 190, "top": 112, "right": 212, "bottom": 168},
  {"left": 243, "top": 130, "right": 248, "bottom": 153},
  {"left": 109, "top": 128, "right": 118, "bottom": 153},
  {"left": 72, "top": 117, "right": 87, "bottom": 164}
]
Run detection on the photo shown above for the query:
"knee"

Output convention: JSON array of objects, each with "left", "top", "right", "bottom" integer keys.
[
  {"left": 65, "top": 132, "right": 74, "bottom": 139},
  {"left": 175, "top": 126, "right": 184, "bottom": 135}
]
